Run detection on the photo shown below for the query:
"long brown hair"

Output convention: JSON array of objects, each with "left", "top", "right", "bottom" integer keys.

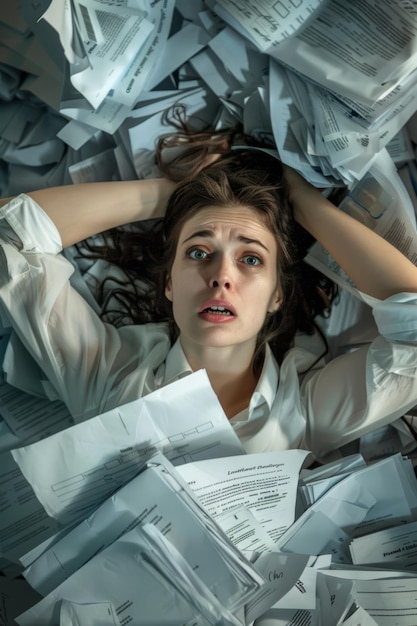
[{"left": 77, "top": 106, "right": 337, "bottom": 366}]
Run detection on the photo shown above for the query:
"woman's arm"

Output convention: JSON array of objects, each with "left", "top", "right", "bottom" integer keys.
[
  {"left": 286, "top": 168, "right": 417, "bottom": 300},
  {"left": 0, "top": 177, "right": 176, "bottom": 248}
]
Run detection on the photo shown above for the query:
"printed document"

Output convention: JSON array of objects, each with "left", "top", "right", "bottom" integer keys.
[
  {"left": 177, "top": 449, "right": 310, "bottom": 542},
  {"left": 211, "top": 0, "right": 417, "bottom": 106},
  {"left": 12, "top": 370, "right": 245, "bottom": 526}
]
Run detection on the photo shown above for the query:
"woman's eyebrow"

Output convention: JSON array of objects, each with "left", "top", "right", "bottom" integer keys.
[
  {"left": 182, "top": 231, "right": 269, "bottom": 251},
  {"left": 182, "top": 229, "right": 214, "bottom": 243},
  {"left": 238, "top": 235, "right": 269, "bottom": 251}
]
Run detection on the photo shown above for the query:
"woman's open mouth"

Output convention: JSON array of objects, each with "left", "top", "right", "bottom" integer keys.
[{"left": 198, "top": 302, "right": 236, "bottom": 322}]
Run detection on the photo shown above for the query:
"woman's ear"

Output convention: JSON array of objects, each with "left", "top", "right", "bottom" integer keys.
[
  {"left": 165, "top": 275, "right": 173, "bottom": 302},
  {"left": 268, "top": 289, "right": 282, "bottom": 313}
]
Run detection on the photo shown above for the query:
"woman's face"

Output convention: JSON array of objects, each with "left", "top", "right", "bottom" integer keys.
[{"left": 165, "top": 204, "right": 282, "bottom": 361}]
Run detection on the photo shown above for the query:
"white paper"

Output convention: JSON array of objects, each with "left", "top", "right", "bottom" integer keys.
[
  {"left": 352, "top": 577, "right": 417, "bottom": 626},
  {"left": 209, "top": 0, "right": 324, "bottom": 50},
  {"left": 299, "top": 454, "right": 366, "bottom": 508},
  {"left": 215, "top": 507, "right": 276, "bottom": 555},
  {"left": 43, "top": 0, "right": 156, "bottom": 109},
  {"left": 245, "top": 552, "right": 310, "bottom": 624},
  {"left": 59, "top": 600, "right": 120, "bottom": 626},
  {"left": 277, "top": 455, "right": 417, "bottom": 560},
  {"left": 253, "top": 607, "right": 318, "bottom": 626},
  {"left": 177, "top": 449, "right": 309, "bottom": 542},
  {"left": 268, "top": 61, "right": 335, "bottom": 187},
  {"left": 341, "top": 606, "right": 380, "bottom": 626},
  {"left": 68, "top": 148, "right": 119, "bottom": 183},
  {"left": 350, "top": 520, "right": 417, "bottom": 570},
  {"left": 359, "top": 422, "right": 417, "bottom": 463},
  {"left": 0, "top": 451, "right": 61, "bottom": 564},
  {"left": 12, "top": 370, "right": 245, "bottom": 525},
  {"left": 272, "top": 566, "right": 317, "bottom": 610},
  {"left": 0, "top": 380, "right": 73, "bottom": 443},
  {"left": 17, "top": 524, "right": 222, "bottom": 626},
  {"left": 306, "top": 149, "right": 417, "bottom": 296},
  {"left": 213, "top": 0, "right": 417, "bottom": 106}
]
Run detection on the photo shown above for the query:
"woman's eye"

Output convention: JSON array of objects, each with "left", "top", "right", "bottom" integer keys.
[
  {"left": 242, "top": 255, "right": 262, "bottom": 266},
  {"left": 188, "top": 248, "right": 208, "bottom": 260}
]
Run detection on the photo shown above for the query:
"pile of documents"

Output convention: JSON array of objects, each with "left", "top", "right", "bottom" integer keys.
[
  {"left": 0, "top": 370, "right": 310, "bottom": 624},
  {"left": 0, "top": 370, "right": 245, "bottom": 565},
  {"left": 15, "top": 453, "right": 268, "bottom": 626},
  {"left": 1, "top": 0, "right": 417, "bottom": 196},
  {"left": 4, "top": 374, "right": 417, "bottom": 624}
]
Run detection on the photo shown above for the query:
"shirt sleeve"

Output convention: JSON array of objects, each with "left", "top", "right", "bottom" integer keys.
[
  {"left": 0, "top": 194, "right": 171, "bottom": 421},
  {"left": 0, "top": 193, "right": 63, "bottom": 254},
  {"left": 300, "top": 291, "right": 417, "bottom": 459}
]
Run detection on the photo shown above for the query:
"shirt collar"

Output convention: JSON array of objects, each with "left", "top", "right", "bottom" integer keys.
[
  {"left": 249, "top": 344, "right": 279, "bottom": 414},
  {"left": 163, "top": 337, "right": 193, "bottom": 385}
]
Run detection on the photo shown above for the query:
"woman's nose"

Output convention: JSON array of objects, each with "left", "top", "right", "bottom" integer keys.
[
  {"left": 209, "top": 256, "right": 232, "bottom": 289},
  {"left": 210, "top": 278, "right": 231, "bottom": 289}
]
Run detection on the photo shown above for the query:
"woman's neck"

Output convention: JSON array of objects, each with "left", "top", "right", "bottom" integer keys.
[
  {"left": 207, "top": 366, "right": 258, "bottom": 419},
  {"left": 182, "top": 342, "right": 260, "bottom": 419}
]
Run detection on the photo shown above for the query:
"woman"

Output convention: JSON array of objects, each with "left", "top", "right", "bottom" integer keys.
[{"left": 0, "top": 118, "right": 417, "bottom": 461}]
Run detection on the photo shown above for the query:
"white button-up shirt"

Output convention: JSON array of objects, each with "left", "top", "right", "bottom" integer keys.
[{"left": 1, "top": 194, "right": 417, "bottom": 460}]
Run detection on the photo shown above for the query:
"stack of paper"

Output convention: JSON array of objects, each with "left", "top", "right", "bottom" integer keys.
[
  {"left": 0, "top": 369, "right": 245, "bottom": 567},
  {"left": 209, "top": 0, "right": 417, "bottom": 183},
  {"left": 1, "top": 0, "right": 417, "bottom": 197},
  {"left": 6, "top": 388, "right": 417, "bottom": 623},
  {"left": 15, "top": 453, "right": 265, "bottom": 625},
  {"left": 271, "top": 567, "right": 417, "bottom": 626},
  {"left": 277, "top": 453, "right": 417, "bottom": 563},
  {"left": 5, "top": 398, "right": 314, "bottom": 623},
  {"left": 249, "top": 454, "right": 417, "bottom": 624}
]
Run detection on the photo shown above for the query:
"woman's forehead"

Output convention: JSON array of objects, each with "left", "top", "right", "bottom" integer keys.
[{"left": 180, "top": 204, "right": 274, "bottom": 238}]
